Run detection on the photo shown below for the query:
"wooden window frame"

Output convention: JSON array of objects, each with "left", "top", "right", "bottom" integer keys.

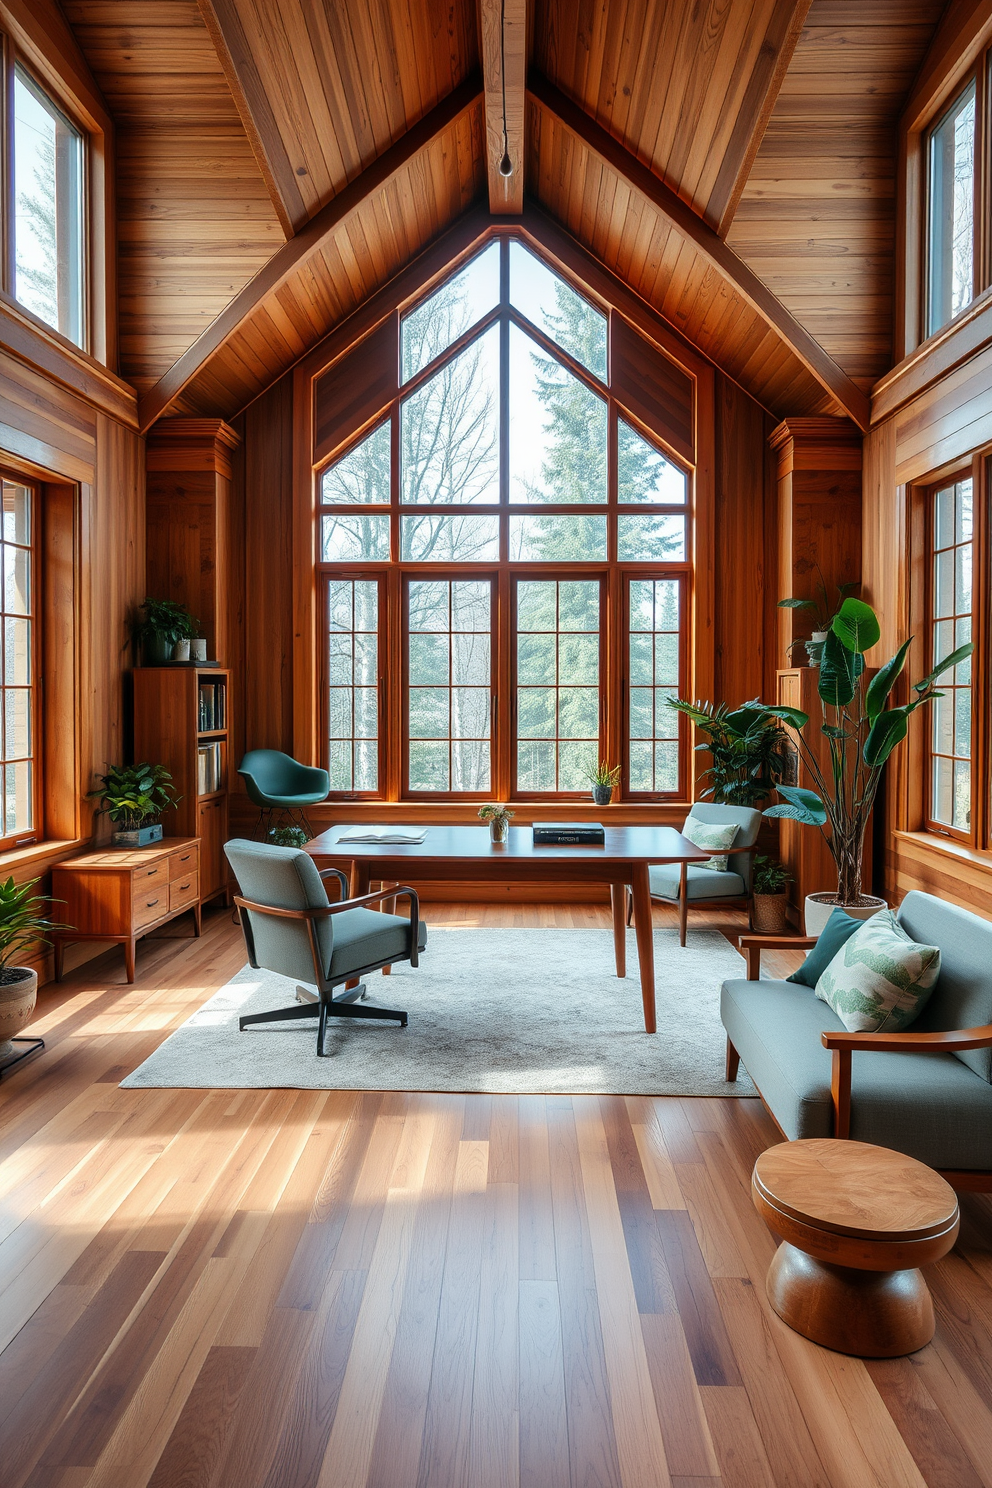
[
  {"left": 921, "top": 61, "right": 988, "bottom": 341},
  {"left": 0, "top": 467, "right": 41, "bottom": 851},
  {"left": 319, "top": 570, "right": 387, "bottom": 802},
  {"left": 313, "top": 233, "right": 694, "bottom": 806}
]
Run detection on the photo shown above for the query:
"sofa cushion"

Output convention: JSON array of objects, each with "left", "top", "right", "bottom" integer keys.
[
  {"left": 814, "top": 909, "right": 940, "bottom": 1032},
  {"left": 682, "top": 815, "right": 738, "bottom": 871},
  {"left": 898, "top": 890, "right": 992, "bottom": 1081},
  {"left": 787, "top": 906, "right": 863, "bottom": 988},
  {"left": 648, "top": 864, "right": 746, "bottom": 901},
  {"left": 721, "top": 976, "right": 992, "bottom": 1170}
]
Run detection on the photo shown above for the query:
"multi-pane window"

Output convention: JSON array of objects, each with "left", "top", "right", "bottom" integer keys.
[
  {"left": 0, "top": 479, "right": 36, "bottom": 842},
  {"left": 628, "top": 579, "right": 682, "bottom": 793},
  {"left": 326, "top": 579, "right": 380, "bottom": 794},
  {"left": 928, "top": 476, "right": 974, "bottom": 835},
  {"left": 12, "top": 65, "right": 84, "bottom": 347},
  {"left": 316, "top": 235, "right": 691, "bottom": 801}
]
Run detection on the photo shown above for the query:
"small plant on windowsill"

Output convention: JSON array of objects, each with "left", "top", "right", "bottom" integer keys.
[
  {"left": 750, "top": 855, "right": 792, "bottom": 935},
  {"left": 479, "top": 803, "right": 514, "bottom": 844},
  {"left": 584, "top": 760, "right": 621, "bottom": 806},
  {"left": 93, "top": 763, "right": 181, "bottom": 848}
]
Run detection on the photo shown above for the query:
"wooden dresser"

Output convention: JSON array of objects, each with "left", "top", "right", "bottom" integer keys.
[{"left": 52, "top": 837, "right": 201, "bottom": 983}]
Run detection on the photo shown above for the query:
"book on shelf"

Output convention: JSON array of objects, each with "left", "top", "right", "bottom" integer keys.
[
  {"left": 335, "top": 826, "right": 428, "bottom": 845},
  {"left": 198, "top": 681, "right": 227, "bottom": 732},
  {"left": 532, "top": 822, "right": 605, "bottom": 845},
  {"left": 197, "top": 741, "right": 222, "bottom": 795}
]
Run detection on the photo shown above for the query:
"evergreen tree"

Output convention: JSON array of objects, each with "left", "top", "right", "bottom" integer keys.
[{"left": 16, "top": 134, "right": 59, "bottom": 329}]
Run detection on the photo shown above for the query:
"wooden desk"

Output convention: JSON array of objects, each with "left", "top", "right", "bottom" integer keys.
[
  {"left": 52, "top": 837, "right": 201, "bottom": 983},
  {"left": 307, "top": 825, "right": 708, "bottom": 1033}
]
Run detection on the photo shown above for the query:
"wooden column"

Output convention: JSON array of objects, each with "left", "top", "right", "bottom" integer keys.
[
  {"left": 769, "top": 417, "right": 863, "bottom": 660},
  {"left": 145, "top": 419, "right": 241, "bottom": 664}
]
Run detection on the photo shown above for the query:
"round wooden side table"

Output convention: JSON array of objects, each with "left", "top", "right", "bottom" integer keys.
[{"left": 752, "top": 1138, "right": 960, "bottom": 1357}]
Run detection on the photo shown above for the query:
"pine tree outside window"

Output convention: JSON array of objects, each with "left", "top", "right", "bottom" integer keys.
[{"left": 316, "top": 236, "right": 692, "bottom": 802}]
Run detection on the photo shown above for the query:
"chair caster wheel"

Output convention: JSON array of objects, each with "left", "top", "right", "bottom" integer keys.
[{"left": 400, "top": 1014, "right": 408, "bottom": 1028}]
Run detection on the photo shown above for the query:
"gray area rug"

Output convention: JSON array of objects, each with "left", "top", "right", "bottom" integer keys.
[{"left": 121, "top": 927, "right": 754, "bottom": 1095}]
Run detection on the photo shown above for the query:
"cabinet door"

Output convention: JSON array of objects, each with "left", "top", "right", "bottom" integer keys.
[{"left": 197, "top": 797, "right": 228, "bottom": 900}]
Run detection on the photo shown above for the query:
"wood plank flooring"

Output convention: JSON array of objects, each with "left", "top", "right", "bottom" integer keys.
[{"left": 1, "top": 901, "right": 991, "bottom": 1488}]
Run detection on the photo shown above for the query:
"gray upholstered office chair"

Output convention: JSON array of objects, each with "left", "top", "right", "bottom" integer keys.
[
  {"left": 627, "top": 803, "right": 762, "bottom": 946},
  {"left": 224, "top": 839, "right": 427, "bottom": 1056}
]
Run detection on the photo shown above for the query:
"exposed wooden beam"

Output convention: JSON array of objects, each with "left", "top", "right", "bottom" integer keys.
[
  {"left": 137, "top": 76, "right": 484, "bottom": 435},
  {"left": 706, "top": 0, "right": 813, "bottom": 237},
  {"left": 478, "top": 0, "right": 526, "bottom": 213},
  {"left": 528, "top": 71, "right": 871, "bottom": 431}
]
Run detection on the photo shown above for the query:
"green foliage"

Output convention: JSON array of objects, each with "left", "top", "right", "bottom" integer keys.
[
  {"left": 752, "top": 855, "right": 792, "bottom": 896},
  {"left": 268, "top": 825, "right": 308, "bottom": 848},
  {"left": 778, "top": 569, "right": 860, "bottom": 637},
  {"left": 133, "top": 597, "right": 200, "bottom": 646},
  {"left": 478, "top": 802, "right": 514, "bottom": 827},
  {"left": 763, "top": 599, "right": 974, "bottom": 903},
  {"left": 0, "top": 876, "right": 66, "bottom": 973},
  {"left": 667, "top": 698, "right": 788, "bottom": 806},
  {"left": 92, "top": 763, "right": 180, "bottom": 832},
  {"left": 585, "top": 760, "right": 621, "bottom": 787}
]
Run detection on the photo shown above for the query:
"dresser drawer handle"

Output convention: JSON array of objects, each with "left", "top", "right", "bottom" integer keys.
[
  {"left": 179, "top": 854, "right": 191, "bottom": 863},
  {"left": 146, "top": 897, "right": 160, "bottom": 908},
  {"left": 178, "top": 881, "right": 191, "bottom": 891},
  {"left": 145, "top": 868, "right": 158, "bottom": 877}
]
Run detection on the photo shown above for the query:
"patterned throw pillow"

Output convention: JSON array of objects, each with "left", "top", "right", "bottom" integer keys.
[
  {"left": 681, "top": 815, "right": 740, "bottom": 872},
  {"left": 814, "top": 909, "right": 941, "bottom": 1033}
]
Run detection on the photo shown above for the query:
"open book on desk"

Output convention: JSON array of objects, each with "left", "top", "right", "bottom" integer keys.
[{"left": 335, "top": 827, "right": 428, "bottom": 845}]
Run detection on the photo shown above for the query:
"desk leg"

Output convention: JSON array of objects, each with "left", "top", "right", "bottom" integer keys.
[
  {"left": 346, "top": 864, "right": 372, "bottom": 992},
  {"left": 631, "top": 863, "right": 656, "bottom": 1034},
  {"left": 610, "top": 884, "right": 626, "bottom": 978}
]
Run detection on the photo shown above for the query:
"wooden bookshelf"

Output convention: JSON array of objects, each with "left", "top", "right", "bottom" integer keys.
[{"left": 133, "top": 667, "right": 231, "bottom": 906}]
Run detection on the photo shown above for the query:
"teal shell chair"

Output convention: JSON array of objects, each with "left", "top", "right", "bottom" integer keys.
[
  {"left": 237, "top": 749, "right": 329, "bottom": 839},
  {"left": 224, "top": 839, "right": 426, "bottom": 1056}
]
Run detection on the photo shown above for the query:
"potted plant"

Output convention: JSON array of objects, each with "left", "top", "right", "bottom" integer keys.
[
  {"left": 666, "top": 698, "right": 788, "bottom": 805},
  {"left": 585, "top": 760, "right": 620, "bottom": 806},
  {"left": 750, "top": 855, "right": 792, "bottom": 934},
  {"left": 0, "top": 877, "right": 66, "bottom": 1067},
  {"left": 269, "top": 825, "right": 308, "bottom": 848},
  {"left": 763, "top": 597, "right": 972, "bottom": 935},
  {"left": 133, "top": 597, "right": 200, "bottom": 665},
  {"left": 779, "top": 570, "right": 860, "bottom": 666},
  {"left": 478, "top": 803, "right": 514, "bottom": 844},
  {"left": 93, "top": 763, "right": 181, "bottom": 847}
]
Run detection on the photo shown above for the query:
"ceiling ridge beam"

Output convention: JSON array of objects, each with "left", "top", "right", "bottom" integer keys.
[
  {"left": 137, "top": 73, "right": 484, "bottom": 435},
  {"left": 528, "top": 70, "right": 870, "bottom": 431}
]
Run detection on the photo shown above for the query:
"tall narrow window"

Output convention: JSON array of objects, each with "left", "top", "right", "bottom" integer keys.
[
  {"left": 926, "top": 81, "right": 977, "bottom": 336},
  {"left": 13, "top": 66, "right": 84, "bottom": 347},
  {"left": 928, "top": 475, "right": 972, "bottom": 834},
  {"left": 407, "top": 579, "right": 493, "bottom": 794},
  {"left": 326, "top": 578, "right": 380, "bottom": 794},
  {"left": 515, "top": 579, "right": 601, "bottom": 792},
  {"left": 627, "top": 579, "right": 682, "bottom": 794},
  {"left": 0, "top": 478, "right": 36, "bottom": 842}
]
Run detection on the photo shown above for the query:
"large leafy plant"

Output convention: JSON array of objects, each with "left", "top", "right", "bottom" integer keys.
[
  {"left": 133, "top": 597, "right": 199, "bottom": 646},
  {"left": 93, "top": 763, "right": 180, "bottom": 832},
  {"left": 763, "top": 598, "right": 973, "bottom": 905},
  {"left": 667, "top": 698, "right": 788, "bottom": 806},
  {"left": 0, "top": 876, "right": 66, "bottom": 978}
]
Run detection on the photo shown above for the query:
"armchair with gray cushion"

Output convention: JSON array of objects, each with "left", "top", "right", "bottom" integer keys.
[
  {"left": 627, "top": 802, "right": 762, "bottom": 945},
  {"left": 224, "top": 839, "right": 427, "bottom": 1056},
  {"left": 722, "top": 890, "right": 992, "bottom": 1187}
]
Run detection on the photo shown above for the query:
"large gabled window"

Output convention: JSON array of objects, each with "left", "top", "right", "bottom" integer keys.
[{"left": 316, "top": 236, "right": 692, "bottom": 803}]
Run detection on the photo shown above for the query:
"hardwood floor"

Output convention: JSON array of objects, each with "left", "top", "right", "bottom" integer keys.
[{"left": 1, "top": 901, "right": 991, "bottom": 1487}]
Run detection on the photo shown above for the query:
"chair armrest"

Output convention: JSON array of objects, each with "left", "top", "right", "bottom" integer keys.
[
  {"left": 318, "top": 867, "right": 349, "bottom": 901},
  {"left": 328, "top": 886, "right": 422, "bottom": 967},
  {"left": 737, "top": 933, "right": 817, "bottom": 980},
  {"left": 821, "top": 1023, "right": 992, "bottom": 1141}
]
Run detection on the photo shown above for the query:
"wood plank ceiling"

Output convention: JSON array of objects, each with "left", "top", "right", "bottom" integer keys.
[{"left": 61, "top": 0, "right": 945, "bottom": 423}]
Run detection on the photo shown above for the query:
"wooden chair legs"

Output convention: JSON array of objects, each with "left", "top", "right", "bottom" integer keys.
[{"left": 726, "top": 1037, "right": 740, "bottom": 1082}]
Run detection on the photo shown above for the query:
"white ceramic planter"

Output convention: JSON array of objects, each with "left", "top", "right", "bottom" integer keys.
[
  {"left": 804, "top": 892, "right": 886, "bottom": 938},
  {"left": 173, "top": 640, "right": 191, "bottom": 661}
]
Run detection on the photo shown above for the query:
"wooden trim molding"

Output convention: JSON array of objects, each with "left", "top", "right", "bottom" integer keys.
[
  {"left": 478, "top": 0, "right": 527, "bottom": 214},
  {"left": 873, "top": 288, "right": 992, "bottom": 425},
  {"left": 137, "top": 76, "right": 485, "bottom": 435},
  {"left": 526, "top": 70, "right": 871, "bottom": 432},
  {"left": 0, "top": 297, "right": 136, "bottom": 429}
]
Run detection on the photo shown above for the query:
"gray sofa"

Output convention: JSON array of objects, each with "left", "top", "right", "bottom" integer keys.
[{"left": 722, "top": 890, "right": 992, "bottom": 1181}]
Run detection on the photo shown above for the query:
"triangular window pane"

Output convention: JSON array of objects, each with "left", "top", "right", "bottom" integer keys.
[
  {"left": 401, "top": 242, "right": 500, "bottom": 383},
  {"left": 508, "top": 324, "right": 607, "bottom": 504},
  {"left": 617, "top": 418, "right": 687, "bottom": 504},
  {"left": 510, "top": 242, "right": 607, "bottom": 380},
  {"left": 320, "top": 421, "right": 390, "bottom": 504},
  {"left": 401, "top": 325, "right": 501, "bottom": 505}
]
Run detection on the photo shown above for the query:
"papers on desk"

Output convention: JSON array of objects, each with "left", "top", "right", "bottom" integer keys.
[{"left": 335, "top": 826, "right": 428, "bottom": 845}]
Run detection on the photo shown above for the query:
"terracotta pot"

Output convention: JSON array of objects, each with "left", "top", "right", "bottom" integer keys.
[
  {"left": 0, "top": 967, "right": 38, "bottom": 1062},
  {"left": 752, "top": 892, "right": 789, "bottom": 934},
  {"left": 804, "top": 892, "right": 887, "bottom": 938}
]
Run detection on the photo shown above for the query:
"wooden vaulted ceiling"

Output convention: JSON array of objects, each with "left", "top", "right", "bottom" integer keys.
[{"left": 60, "top": 0, "right": 947, "bottom": 429}]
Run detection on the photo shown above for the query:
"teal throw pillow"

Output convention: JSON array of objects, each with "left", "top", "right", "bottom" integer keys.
[
  {"left": 814, "top": 909, "right": 941, "bottom": 1033},
  {"left": 787, "top": 907, "right": 863, "bottom": 988}
]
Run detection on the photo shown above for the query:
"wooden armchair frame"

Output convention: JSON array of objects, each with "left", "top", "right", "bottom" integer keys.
[
  {"left": 728, "top": 933, "right": 992, "bottom": 1193},
  {"left": 233, "top": 866, "right": 422, "bottom": 1055},
  {"left": 626, "top": 845, "right": 760, "bottom": 945}
]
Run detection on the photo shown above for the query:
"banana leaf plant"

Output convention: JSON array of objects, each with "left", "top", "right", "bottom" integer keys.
[
  {"left": 666, "top": 698, "right": 788, "bottom": 806},
  {"left": 762, "top": 598, "right": 973, "bottom": 905}
]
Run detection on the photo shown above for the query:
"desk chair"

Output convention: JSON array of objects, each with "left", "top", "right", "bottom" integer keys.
[
  {"left": 225, "top": 839, "right": 427, "bottom": 1057},
  {"left": 237, "top": 749, "right": 329, "bottom": 838},
  {"left": 626, "top": 803, "right": 762, "bottom": 945}
]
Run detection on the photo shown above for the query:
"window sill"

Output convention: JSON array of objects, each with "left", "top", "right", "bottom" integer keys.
[
  {"left": 893, "top": 830, "right": 992, "bottom": 873},
  {"left": 0, "top": 838, "right": 87, "bottom": 873},
  {"left": 307, "top": 801, "right": 695, "bottom": 826}
]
